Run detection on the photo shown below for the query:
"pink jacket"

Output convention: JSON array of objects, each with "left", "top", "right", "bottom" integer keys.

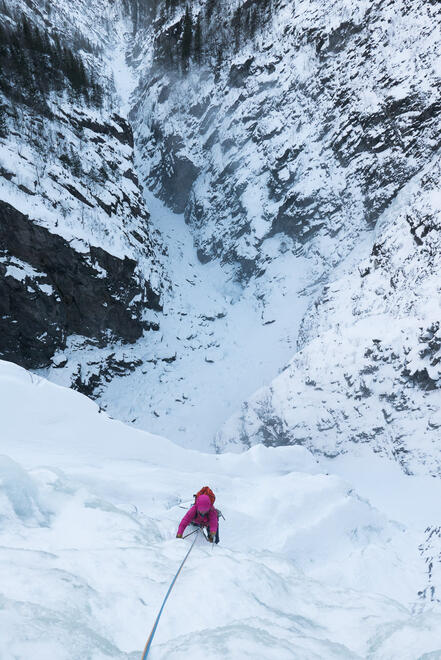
[{"left": 177, "top": 503, "right": 218, "bottom": 536}]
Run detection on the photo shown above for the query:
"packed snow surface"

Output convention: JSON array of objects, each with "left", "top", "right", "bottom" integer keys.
[{"left": 1, "top": 360, "right": 441, "bottom": 659}]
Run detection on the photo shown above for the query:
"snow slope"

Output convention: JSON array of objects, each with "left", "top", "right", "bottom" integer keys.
[{"left": 1, "top": 359, "right": 441, "bottom": 658}]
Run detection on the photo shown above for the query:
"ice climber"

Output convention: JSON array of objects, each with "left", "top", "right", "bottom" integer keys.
[{"left": 176, "top": 487, "right": 219, "bottom": 543}]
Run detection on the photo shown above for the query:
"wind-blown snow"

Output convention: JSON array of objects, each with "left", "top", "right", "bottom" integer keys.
[{"left": 1, "top": 360, "right": 441, "bottom": 658}]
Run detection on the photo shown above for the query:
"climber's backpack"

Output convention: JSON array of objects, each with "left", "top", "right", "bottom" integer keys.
[
  {"left": 193, "top": 487, "right": 225, "bottom": 525},
  {"left": 193, "top": 486, "right": 216, "bottom": 506}
]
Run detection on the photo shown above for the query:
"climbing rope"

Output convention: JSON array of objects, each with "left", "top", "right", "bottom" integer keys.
[
  {"left": 183, "top": 528, "right": 199, "bottom": 539},
  {"left": 141, "top": 529, "right": 200, "bottom": 659}
]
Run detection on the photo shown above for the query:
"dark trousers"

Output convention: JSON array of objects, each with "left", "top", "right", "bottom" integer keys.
[{"left": 191, "top": 523, "right": 220, "bottom": 543}]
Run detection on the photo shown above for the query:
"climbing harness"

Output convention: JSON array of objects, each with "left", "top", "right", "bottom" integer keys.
[{"left": 141, "top": 529, "right": 200, "bottom": 659}]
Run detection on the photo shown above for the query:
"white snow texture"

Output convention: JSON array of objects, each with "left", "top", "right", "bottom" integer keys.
[{"left": 1, "top": 360, "right": 441, "bottom": 659}]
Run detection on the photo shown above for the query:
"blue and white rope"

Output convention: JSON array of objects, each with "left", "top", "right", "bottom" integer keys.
[{"left": 141, "top": 530, "right": 200, "bottom": 659}]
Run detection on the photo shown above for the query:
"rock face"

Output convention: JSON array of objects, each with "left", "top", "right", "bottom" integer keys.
[
  {"left": 0, "top": 201, "right": 158, "bottom": 369},
  {"left": 131, "top": 0, "right": 441, "bottom": 278},
  {"left": 144, "top": 126, "right": 200, "bottom": 214},
  {"left": 216, "top": 153, "right": 441, "bottom": 476},
  {"left": 0, "top": 0, "right": 163, "bottom": 376}
]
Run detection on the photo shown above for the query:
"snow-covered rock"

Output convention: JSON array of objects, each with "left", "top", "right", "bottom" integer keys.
[
  {"left": 0, "top": 0, "right": 163, "bottom": 370},
  {"left": 216, "top": 148, "right": 441, "bottom": 475},
  {"left": 131, "top": 0, "right": 441, "bottom": 281},
  {"left": 2, "top": 0, "right": 441, "bottom": 498}
]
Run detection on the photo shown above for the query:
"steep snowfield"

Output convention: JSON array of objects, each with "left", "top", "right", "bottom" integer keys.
[{"left": 1, "top": 360, "right": 441, "bottom": 658}]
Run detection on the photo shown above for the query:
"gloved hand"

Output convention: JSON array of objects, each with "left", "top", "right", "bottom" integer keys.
[
  {"left": 176, "top": 533, "right": 182, "bottom": 538},
  {"left": 208, "top": 533, "right": 215, "bottom": 543}
]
